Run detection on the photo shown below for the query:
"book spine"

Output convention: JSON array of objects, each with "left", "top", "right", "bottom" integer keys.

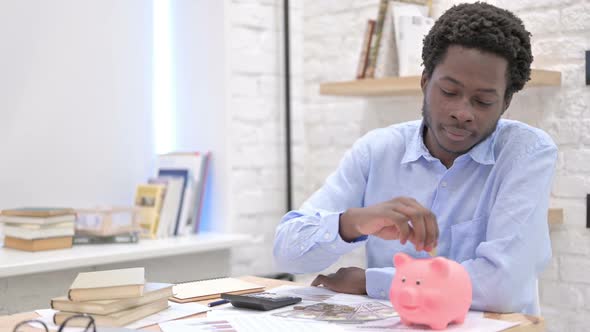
[
  {"left": 365, "top": 0, "right": 389, "bottom": 78},
  {"left": 356, "top": 20, "right": 376, "bottom": 79},
  {"left": 192, "top": 152, "right": 211, "bottom": 233}
]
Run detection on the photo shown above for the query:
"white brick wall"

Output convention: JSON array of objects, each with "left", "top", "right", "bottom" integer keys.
[
  {"left": 226, "top": 0, "right": 304, "bottom": 277},
  {"left": 227, "top": 0, "right": 589, "bottom": 330}
]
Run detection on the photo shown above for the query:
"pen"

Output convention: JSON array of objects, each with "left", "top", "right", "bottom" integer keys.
[{"left": 208, "top": 299, "right": 230, "bottom": 307}]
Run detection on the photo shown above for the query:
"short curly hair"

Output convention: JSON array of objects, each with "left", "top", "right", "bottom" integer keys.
[{"left": 422, "top": 2, "right": 533, "bottom": 98}]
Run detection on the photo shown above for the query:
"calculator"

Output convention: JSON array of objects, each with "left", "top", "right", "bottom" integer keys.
[{"left": 220, "top": 292, "right": 302, "bottom": 311}]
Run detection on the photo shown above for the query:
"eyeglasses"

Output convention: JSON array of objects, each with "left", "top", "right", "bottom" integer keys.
[{"left": 13, "top": 314, "right": 96, "bottom": 332}]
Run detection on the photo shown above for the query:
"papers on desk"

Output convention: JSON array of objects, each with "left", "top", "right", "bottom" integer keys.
[
  {"left": 163, "top": 312, "right": 517, "bottom": 332},
  {"left": 271, "top": 285, "right": 393, "bottom": 307},
  {"left": 199, "top": 286, "right": 520, "bottom": 332},
  {"left": 347, "top": 312, "right": 519, "bottom": 331},
  {"left": 34, "top": 302, "right": 208, "bottom": 331},
  {"left": 126, "top": 302, "right": 208, "bottom": 328},
  {"left": 160, "top": 315, "right": 342, "bottom": 332}
]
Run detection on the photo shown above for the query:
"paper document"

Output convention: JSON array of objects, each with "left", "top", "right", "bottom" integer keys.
[
  {"left": 271, "top": 285, "right": 338, "bottom": 302},
  {"left": 171, "top": 277, "right": 264, "bottom": 303},
  {"left": 126, "top": 302, "right": 208, "bottom": 328},
  {"left": 207, "top": 302, "right": 268, "bottom": 319},
  {"left": 272, "top": 285, "right": 392, "bottom": 307},
  {"left": 273, "top": 301, "right": 397, "bottom": 323},
  {"left": 160, "top": 315, "right": 342, "bottom": 332},
  {"left": 346, "top": 311, "right": 519, "bottom": 332}
]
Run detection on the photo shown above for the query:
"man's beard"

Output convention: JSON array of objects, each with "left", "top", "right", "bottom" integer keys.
[{"left": 421, "top": 98, "right": 498, "bottom": 156}]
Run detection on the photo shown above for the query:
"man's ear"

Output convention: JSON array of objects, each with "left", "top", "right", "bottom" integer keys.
[
  {"left": 420, "top": 70, "right": 429, "bottom": 94},
  {"left": 502, "top": 93, "right": 513, "bottom": 114}
]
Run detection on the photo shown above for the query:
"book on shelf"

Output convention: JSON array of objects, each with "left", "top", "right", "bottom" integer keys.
[
  {"left": 382, "top": 1, "right": 430, "bottom": 77},
  {"left": 396, "top": 14, "right": 433, "bottom": 76},
  {"left": 157, "top": 151, "right": 211, "bottom": 235},
  {"left": 0, "top": 207, "right": 75, "bottom": 217},
  {"left": 53, "top": 298, "right": 169, "bottom": 327},
  {"left": 134, "top": 184, "right": 166, "bottom": 239},
  {"left": 3, "top": 221, "right": 75, "bottom": 240},
  {"left": 51, "top": 282, "right": 173, "bottom": 315},
  {"left": 365, "top": 0, "right": 389, "bottom": 78},
  {"left": 3, "top": 236, "right": 73, "bottom": 252},
  {"left": 374, "top": 2, "right": 397, "bottom": 78},
  {"left": 0, "top": 207, "right": 76, "bottom": 225},
  {"left": 150, "top": 171, "right": 188, "bottom": 237},
  {"left": 68, "top": 267, "right": 145, "bottom": 302},
  {"left": 73, "top": 232, "right": 139, "bottom": 245},
  {"left": 356, "top": 19, "right": 376, "bottom": 79},
  {"left": 170, "top": 277, "right": 264, "bottom": 303}
]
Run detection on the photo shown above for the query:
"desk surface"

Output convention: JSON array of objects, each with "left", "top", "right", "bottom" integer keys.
[
  {"left": 0, "top": 233, "right": 253, "bottom": 278},
  {"left": 0, "top": 276, "right": 545, "bottom": 332}
]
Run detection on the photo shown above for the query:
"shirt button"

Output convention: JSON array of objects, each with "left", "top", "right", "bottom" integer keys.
[
  {"left": 324, "top": 233, "right": 331, "bottom": 240},
  {"left": 441, "top": 181, "right": 448, "bottom": 188},
  {"left": 300, "top": 245, "right": 305, "bottom": 250}
]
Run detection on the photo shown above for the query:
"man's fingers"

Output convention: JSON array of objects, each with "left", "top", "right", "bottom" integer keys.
[
  {"left": 311, "top": 274, "right": 329, "bottom": 287},
  {"left": 392, "top": 215, "right": 411, "bottom": 244},
  {"left": 424, "top": 211, "right": 438, "bottom": 251},
  {"left": 391, "top": 203, "right": 426, "bottom": 250},
  {"left": 394, "top": 197, "right": 439, "bottom": 252},
  {"left": 423, "top": 211, "right": 438, "bottom": 251},
  {"left": 411, "top": 214, "right": 426, "bottom": 251}
]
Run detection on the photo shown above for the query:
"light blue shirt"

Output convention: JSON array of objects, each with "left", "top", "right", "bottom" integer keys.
[{"left": 273, "top": 119, "right": 557, "bottom": 315}]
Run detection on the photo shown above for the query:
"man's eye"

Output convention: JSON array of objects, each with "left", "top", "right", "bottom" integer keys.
[
  {"left": 441, "top": 89, "right": 457, "bottom": 96},
  {"left": 476, "top": 100, "right": 493, "bottom": 107}
]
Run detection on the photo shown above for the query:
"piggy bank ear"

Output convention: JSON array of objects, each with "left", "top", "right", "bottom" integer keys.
[
  {"left": 429, "top": 257, "right": 450, "bottom": 278},
  {"left": 394, "top": 253, "right": 412, "bottom": 268}
]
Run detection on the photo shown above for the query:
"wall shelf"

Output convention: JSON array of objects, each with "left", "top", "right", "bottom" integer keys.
[
  {"left": 0, "top": 232, "right": 253, "bottom": 278},
  {"left": 319, "top": 69, "right": 561, "bottom": 97},
  {"left": 548, "top": 208, "right": 564, "bottom": 225}
]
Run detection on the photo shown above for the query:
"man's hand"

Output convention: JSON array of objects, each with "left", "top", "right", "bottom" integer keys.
[
  {"left": 339, "top": 197, "right": 439, "bottom": 252},
  {"left": 310, "top": 267, "right": 367, "bottom": 295}
]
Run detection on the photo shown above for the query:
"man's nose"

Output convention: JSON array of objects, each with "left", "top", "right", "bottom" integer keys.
[
  {"left": 451, "top": 105, "right": 474, "bottom": 123},
  {"left": 450, "top": 99, "right": 475, "bottom": 123}
]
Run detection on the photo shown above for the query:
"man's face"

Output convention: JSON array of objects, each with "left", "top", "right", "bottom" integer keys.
[{"left": 421, "top": 45, "right": 511, "bottom": 166}]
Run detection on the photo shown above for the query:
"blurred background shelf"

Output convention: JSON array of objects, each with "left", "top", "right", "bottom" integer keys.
[
  {"left": 319, "top": 69, "right": 561, "bottom": 97},
  {"left": 548, "top": 208, "right": 564, "bottom": 225}
]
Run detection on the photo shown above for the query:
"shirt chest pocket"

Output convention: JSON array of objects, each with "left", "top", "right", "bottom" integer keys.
[{"left": 450, "top": 216, "right": 487, "bottom": 263}]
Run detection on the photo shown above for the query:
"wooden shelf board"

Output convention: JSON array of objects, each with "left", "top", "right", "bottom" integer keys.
[
  {"left": 548, "top": 208, "right": 564, "bottom": 225},
  {"left": 319, "top": 69, "right": 561, "bottom": 97}
]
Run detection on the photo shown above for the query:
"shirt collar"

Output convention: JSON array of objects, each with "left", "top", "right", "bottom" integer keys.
[{"left": 401, "top": 120, "right": 496, "bottom": 165}]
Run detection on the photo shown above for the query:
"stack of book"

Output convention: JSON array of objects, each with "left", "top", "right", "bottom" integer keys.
[
  {"left": 51, "top": 267, "right": 172, "bottom": 327},
  {"left": 0, "top": 207, "right": 76, "bottom": 251}
]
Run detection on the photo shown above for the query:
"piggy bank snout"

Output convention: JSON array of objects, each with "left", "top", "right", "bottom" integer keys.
[{"left": 398, "top": 287, "right": 418, "bottom": 307}]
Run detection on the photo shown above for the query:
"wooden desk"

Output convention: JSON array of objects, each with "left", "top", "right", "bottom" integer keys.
[{"left": 0, "top": 276, "right": 545, "bottom": 332}]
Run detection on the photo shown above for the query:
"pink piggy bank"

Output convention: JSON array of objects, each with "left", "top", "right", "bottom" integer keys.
[{"left": 389, "top": 253, "right": 472, "bottom": 330}]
